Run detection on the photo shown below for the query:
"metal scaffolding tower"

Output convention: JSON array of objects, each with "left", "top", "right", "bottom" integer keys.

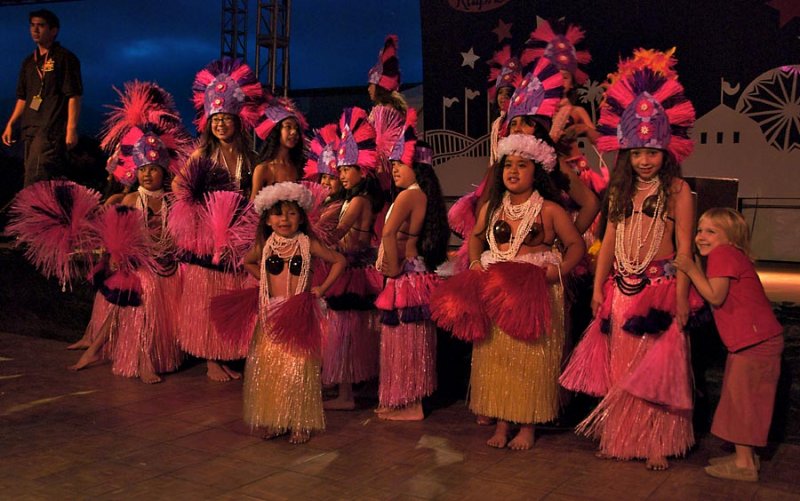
[
  {"left": 255, "top": 0, "right": 291, "bottom": 96},
  {"left": 220, "top": 0, "right": 248, "bottom": 61}
]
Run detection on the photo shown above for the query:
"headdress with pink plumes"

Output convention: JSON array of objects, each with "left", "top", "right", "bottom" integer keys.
[
  {"left": 505, "top": 57, "right": 564, "bottom": 125},
  {"left": 254, "top": 93, "right": 308, "bottom": 141},
  {"left": 336, "top": 107, "right": 378, "bottom": 173},
  {"left": 192, "top": 57, "right": 263, "bottom": 133},
  {"left": 368, "top": 35, "right": 400, "bottom": 92},
  {"left": 487, "top": 45, "right": 523, "bottom": 105},
  {"left": 101, "top": 81, "right": 192, "bottom": 186},
  {"left": 387, "top": 108, "right": 418, "bottom": 166},
  {"left": 525, "top": 18, "right": 592, "bottom": 85},
  {"left": 596, "top": 48, "right": 696, "bottom": 162},
  {"left": 304, "top": 123, "right": 339, "bottom": 180}
]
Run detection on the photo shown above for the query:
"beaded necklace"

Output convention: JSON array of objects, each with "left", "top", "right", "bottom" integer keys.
[
  {"left": 614, "top": 181, "right": 666, "bottom": 276},
  {"left": 487, "top": 191, "right": 544, "bottom": 261},
  {"left": 259, "top": 232, "right": 311, "bottom": 314}
]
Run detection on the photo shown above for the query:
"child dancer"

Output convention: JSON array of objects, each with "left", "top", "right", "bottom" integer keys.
[
  {"left": 191, "top": 58, "right": 262, "bottom": 194},
  {"left": 322, "top": 108, "right": 384, "bottom": 410},
  {"left": 304, "top": 123, "right": 345, "bottom": 247},
  {"left": 375, "top": 135, "right": 450, "bottom": 421},
  {"left": 455, "top": 134, "right": 584, "bottom": 448},
  {"left": 674, "top": 208, "right": 783, "bottom": 482},
  {"left": 250, "top": 96, "right": 307, "bottom": 198},
  {"left": 243, "top": 182, "right": 345, "bottom": 444},
  {"left": 562, "top": 49, "right": 698, "bottom": 470}
]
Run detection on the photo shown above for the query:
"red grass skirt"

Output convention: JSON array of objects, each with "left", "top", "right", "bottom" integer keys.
[
  {"left": 175, "top": 263, "right": 249, "bottom": 360},
  {"left": 712, "top": 335, "right": 783, "bottom": 447}
]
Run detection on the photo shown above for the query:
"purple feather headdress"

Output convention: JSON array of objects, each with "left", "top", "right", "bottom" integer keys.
[{"left": 192, "top": 57, "right": 263, "bottom": 133}]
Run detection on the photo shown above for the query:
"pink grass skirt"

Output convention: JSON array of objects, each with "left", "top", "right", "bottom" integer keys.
[
  {"left": 175, "top": 263, "right": 249, "bottom": 360},
  {"left": 322, "top": 309, "right": 380, "bottom": 385},
  {"left": 378, "top": 320, "right": 437, "bottom": 408}
]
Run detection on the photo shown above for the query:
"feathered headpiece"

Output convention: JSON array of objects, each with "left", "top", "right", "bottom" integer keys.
[
  {"left": 368, "top": 35, "right": 400, "bottom": 92},
  {"left": 487, "top": 45, "right": 523, "bottom": 104},
  {"left": 505, "top": 57, "right": 564, "bottom": 124},
  {"left": 253, "top": 181, "right": 314, "bottom": 215},
  {"left": 596, "top": 48, "right": 696, "bottom": 162},
  {"left": 496, "top": 134, "right": 557, "bottom": 172},
  {"left": 254, "top": 93, "right": 308, "bottom": 141},
  {"left": 336, "top": 107, "right": 378, "bottom": 172},
  {"left": 388, "top": 108, "right": 418, "bottom": 166},
  {"left": 525, "top": 19, "right": 592, "bottom": 84},
  {"left": 100, "top": 81, "right": 192, "bottom": 186},
  {"left": 192, "top": 57, "right": 263, "bottom": 132},
  {"left": 304, "top": 123, "right": 339, "bottom": 179}
]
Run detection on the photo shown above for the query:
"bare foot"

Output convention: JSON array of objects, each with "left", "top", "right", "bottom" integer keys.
[
  {"left": 595, "top": 450, "right": 615, "bottom": 460},
  {"left": 487, "top": 420, "right": 510, "bottom": 448},
  {"left": 508, "top": 425, "right": 534, "bottom": 451},
  {"left": 138, "top": 353, "right": 162, "bottom": 384},
  {"left": 476, "top": 415, "right": 496, "bottom": 426},
  {"left": 378, "top": 402, "right": 424, "bottom": 421},
  {"left": 289, "top": 430, "right": 311, "bottom": 444},
  {"left": 374, "top": 406, "right": 391, "bottom": 414},
  {"left": 68, "top": 352, "right": 102, "bottom": 371},
  {"left": 207, "top": 361, "right": 232, "bottom": 382},
  {"left": 66, "top": 340, "right": 90, "bottom": 350},
  {"left": 324, "top": 396, "right": 356, "bottom": 410},
  {"left": 646, "top": 456, "right": 669, "bottom": 471}
]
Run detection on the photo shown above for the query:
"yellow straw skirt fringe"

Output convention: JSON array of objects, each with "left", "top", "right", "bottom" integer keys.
[
  {"left": 243, "top": 322, "right": 324, "bottom": 434},
  {"left": 469, "top": 283, "right": 565, "bottom": 424}
]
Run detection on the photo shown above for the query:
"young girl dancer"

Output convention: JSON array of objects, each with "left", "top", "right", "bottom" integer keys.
[
  {"left": 456, "top": 134, "right": 584, "bottom": 448},
  {"left": 375, "top": 135, "right": 450, "bottom": 421},
  {"left": 191, "top": 58, "right": 262, "bottom": 194},
  {"left": 250, "top": 96, "right": 307, "bottom": 198},
  {"left": 562, "top": 49, "right": 698, "bottom": 470},
  {"left": 304, "top": 123, "right": 345, "bottom": 247},
  {"left": 242, "top": 182, "right": 345, "bottom": 444},
  {"left": 674, "top": 208, "right": 783, "bottom": 482},
  {"left": 322, "top": 108, "right": 384, "bottom": 410}
]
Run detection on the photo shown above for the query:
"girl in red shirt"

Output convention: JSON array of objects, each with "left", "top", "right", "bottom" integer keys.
[{"left": 674, "top": 208, "right": 783, "bottom": 482}]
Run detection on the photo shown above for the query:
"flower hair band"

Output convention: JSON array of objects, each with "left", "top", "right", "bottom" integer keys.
[
  {"left": 253, "top": 182, "right": 313, "bottom": 215},
  {"left": 496, "top": 134, "right": 557, "bottom": 172}
]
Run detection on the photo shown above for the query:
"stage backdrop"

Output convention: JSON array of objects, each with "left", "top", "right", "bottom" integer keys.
[{"left": 420, "top": 0, "right": 800, "bottom": 261}]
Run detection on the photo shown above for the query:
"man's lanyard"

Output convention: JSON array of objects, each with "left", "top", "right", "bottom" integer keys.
[{"left": 33, "top": 48, "right": 51, "bottom": 96}]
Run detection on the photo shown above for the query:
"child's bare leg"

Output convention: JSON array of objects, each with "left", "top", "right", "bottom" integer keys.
[
  {"left": 206, "top": 360, "right": 232, "bottom": 381},
  {"left": 487, "top": 420, "right": 510, "bottom": 448},
  {"left": 137, "top": 350, "right": 162, "bottom": 384},
  {"left": 476, "top": 414, "right": 496, "bottom": 426},
  {"left": 508, "top": 424, "right": 535, "bottom": 450},
  {"left": 646, "top": 456, "right": 669, "bottom": 471},
  {"left": 734, "top": 444, "right": 757, "bottom": 469},
  {"left": 67, "top": 333, "right": 106, "bottom": 371},
  {"left": 221, "top": 363, "right": 241, "bottom": 380},
  {"left": 324, "top": 383, "right": 356, "bottom": 410},
  {"left": 378, "top": 401, "right": 424, "bottom": 421}
]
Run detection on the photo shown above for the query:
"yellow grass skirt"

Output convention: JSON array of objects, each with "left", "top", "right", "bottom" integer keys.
[{"left": 469, "top": 283, "right": 564, "bottom": 424}]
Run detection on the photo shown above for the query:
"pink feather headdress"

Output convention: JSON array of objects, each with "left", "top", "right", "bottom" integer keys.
[
  {"left": 368, "top": 35, "right": 400, "bottom": 92},
  {"left": 100, "top": 81, "right": 192, "bottom": 185},
  {"left": 505, "top": 57, "right": 564, "bottom": 124},
  {"left": 525, "top": 18, "right": 592, "bottom": 85},
  {"left": 487, "top": 45, "right": 523, "bottom": 104},
  {"left": 254, "top": 93, "right": 308, "bottom": 141},
  {"left": 597, "top": 48, "right": 696, "bottom": 162},
  {"left": 304, "top": 123, "right": 340, "bottom": 179},
  {"left": 192, "top": 57, "right": 263, "bottom": 133},
  {"left": 336, "top": 107, "right": 378, "bottom": 173},
  {"left": 388, "top": 108, "right": 418, "bottom": 166}
]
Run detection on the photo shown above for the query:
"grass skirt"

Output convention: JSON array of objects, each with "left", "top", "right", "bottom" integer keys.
[
  {"left": 322, "top": 309, "right": 380, "bottom": 385},
  {"left": 379, "top": 320, "right": 437, "bottom": 408},
  {"left": 576, "top": 286, "right": 694, "bottom": 459},
  {"left": 175, "top": 262, "right": 249, "bottom": 360},
  {"left": 469, "top": 282, "right": 565, "bottom": 424},
  {"left": 243, "top": 320, "right": 324, "bottom": 433}
]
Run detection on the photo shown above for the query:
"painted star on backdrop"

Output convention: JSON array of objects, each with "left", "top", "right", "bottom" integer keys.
[
  {"left": 461, "top": 47, "right": 480, "bottom": 69},
  {"left": 492, "top": 19, "right": 513, "bottom": 42},
  {"left": 767, "top": 0, "right": 800, "bottom": 27}
]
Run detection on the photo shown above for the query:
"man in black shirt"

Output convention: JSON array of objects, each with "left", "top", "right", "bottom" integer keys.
[{"left": 2, "top": 9, "right": 82, "bottom": 186}]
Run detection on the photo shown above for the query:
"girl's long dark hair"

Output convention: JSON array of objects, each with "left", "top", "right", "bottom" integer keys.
[
  {"left": 255, "top": 201, "right": 310, "bottom": 250},
  {"left": 411, "top": 146, "right": 449, "bottom": 270},
  {"left": 345, "top": 171, "right": 385, "bottom": 215},
  {"left": 605, "top": 149, "right": 683, "bottom": 223},
  {"left": 478, "top": 153, "right": 561, "bottom": 239},
  {"left": 197, "top": 115, "right": 256, "bottom": 193},
  {"left": 256, "top": 118, "right": 306, "bottom": 180}
]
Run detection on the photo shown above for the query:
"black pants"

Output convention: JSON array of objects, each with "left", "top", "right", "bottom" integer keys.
[{"left": 23, "top": 128, "right": 67, "bottom": 186}]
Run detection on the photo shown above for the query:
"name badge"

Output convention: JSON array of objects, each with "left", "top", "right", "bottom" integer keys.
[{"left": 30, "top": 95, "right": 42, "bottom": 111}]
